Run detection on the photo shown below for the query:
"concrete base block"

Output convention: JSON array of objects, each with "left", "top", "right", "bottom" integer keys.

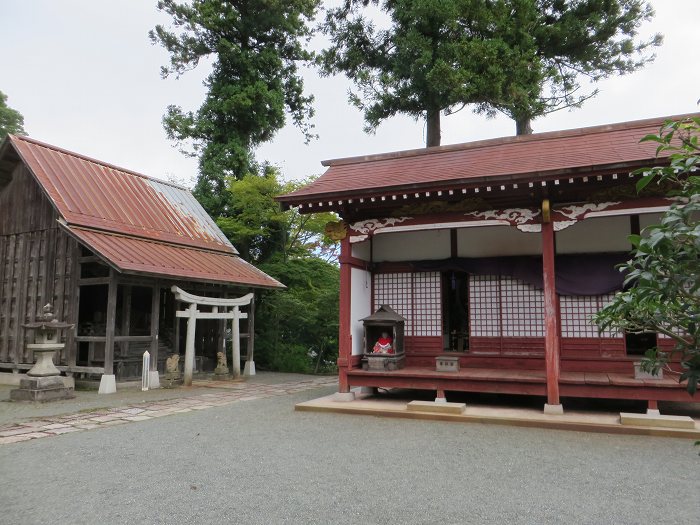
[
  {"left": 243, "top": 361, "right": 256, "bottom": 377},
  {"left": 620, "top": 412, "right": 695, "bottom": 429},
  {"left": 98, "top": 374, "right": 117, "bottom": 394},
  {"left": 333, "top": 392, "right": 356, "bottom": 402},
  {"left": 148, "top": 371, "right": 160, "bottom": 389},
  {"left": 408, "top": 400, "right": 466, "bottom": 414},
  {"left": 646, "top": 408, "right": 661, "bottom": 416},
  {"left": 544, "top": 403, "right": 564, "bottom": 415},
  {"left": 434, "top": 397, "right": 447, "bottom": 403},
  {"left": 634, "top": 362, "right": 663, "bottom": 380}
]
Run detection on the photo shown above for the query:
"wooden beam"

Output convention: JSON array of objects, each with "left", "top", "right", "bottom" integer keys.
[
  {"left": 104, "top": 269, "right": 117, "bottom": 376},
  {"left": 120, "top": 284, "right": 131, "bottom": 357},
  {"left": 77, "top": 277, "right": 111, "bottom": 286},
  {"left": 541, "top": 203, "right": 561, "bottom": 406},
  {"left": 338, "top": 237, "right": 352, "bottom": 393},
  {"left": 150, "top": 284, "right": 160, "bottom": 370}
]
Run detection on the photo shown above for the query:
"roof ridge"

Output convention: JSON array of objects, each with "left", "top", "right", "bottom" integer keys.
[
  {"left": 8, "top": 134, "right": 191, "bottom": 191},
  {"left": 321, "top": 112, "right": 700, "bottom": 167}
]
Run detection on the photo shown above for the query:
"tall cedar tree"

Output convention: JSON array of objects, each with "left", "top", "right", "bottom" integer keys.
[
  {"left": 321, "top": 0, "right": 661, "bottom": 144},
  {"left": 0, "top": 90, "right": 27, "bottom": 139},
  {"left": 150, "top": 0, "right": 318, "bottom": 218}
]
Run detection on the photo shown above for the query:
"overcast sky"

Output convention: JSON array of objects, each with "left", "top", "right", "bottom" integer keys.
[{"left": 1, "top": 1, "right": 698, "bottom": 187}]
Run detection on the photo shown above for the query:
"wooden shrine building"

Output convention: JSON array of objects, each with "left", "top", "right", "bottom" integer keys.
[
  {"left": 279, "top": 114, "right": 697, "bottom": 412},
  {"left": 0, "top": 135, "right": 283, "bottom": 388}
]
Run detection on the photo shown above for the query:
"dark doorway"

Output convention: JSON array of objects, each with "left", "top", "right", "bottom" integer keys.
[
  {"left": 625, "top": 332, "right": 657, "bottom": 356},
  {"left": 443, "top": 271, "right": 469, "bottom": 351}
]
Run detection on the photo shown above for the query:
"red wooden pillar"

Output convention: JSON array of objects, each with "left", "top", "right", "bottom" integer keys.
[
  {"left": 338, "top": 236, "right": 352, "bottom": 393},
  {"left": 541, "top": 200, "right": 561, "bottom": 409}
]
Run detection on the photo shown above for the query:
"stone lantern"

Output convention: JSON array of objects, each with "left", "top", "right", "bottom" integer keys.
[{"left": 10, "top": 304, "right": 75, "bottom": 401}]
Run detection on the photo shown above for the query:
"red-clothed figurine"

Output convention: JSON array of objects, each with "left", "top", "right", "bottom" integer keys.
[{"left": 373, "top": 331, "right": 394, "bottom": 354}]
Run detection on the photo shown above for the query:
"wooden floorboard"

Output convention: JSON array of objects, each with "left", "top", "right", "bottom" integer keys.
[{"left": 348, "top": 366, "right": 684, "bottom": 391}]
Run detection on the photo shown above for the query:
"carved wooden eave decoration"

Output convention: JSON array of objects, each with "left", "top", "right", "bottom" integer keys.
[{"left": 344, "top": 197, "right": 677, "bottom": 242}]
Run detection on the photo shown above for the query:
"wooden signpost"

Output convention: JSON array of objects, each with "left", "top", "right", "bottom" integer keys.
[{"left": 171, "top": 286, "right": 254, "bottom": 386}]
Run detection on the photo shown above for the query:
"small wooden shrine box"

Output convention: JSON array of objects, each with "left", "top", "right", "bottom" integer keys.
[{"left": 360, "top": 305, "right": 406, "bottom": 371}]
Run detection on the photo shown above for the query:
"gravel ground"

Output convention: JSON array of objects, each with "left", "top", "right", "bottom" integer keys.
[{"left": 1, "top": 385, "right": 698, "bottom": 525}]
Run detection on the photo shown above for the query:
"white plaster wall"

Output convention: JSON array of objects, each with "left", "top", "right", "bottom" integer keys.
[
  {"left": 639, "top": 212, "right": 664, "bottom": 231},
  {"left": 372, "top": 229, "right": 451, "bottom": 262},
  {"left": 556, "top": 216, "right": 631, "bottom": 254},
  {"left": 457, "top": 225, "right": 541, "bottom": 257},
  {"left": 350, "top": 267, "right": 372, "bottom": 356},
  {"left": 351, "top": 240, "right": 371, "bottom": 261}
]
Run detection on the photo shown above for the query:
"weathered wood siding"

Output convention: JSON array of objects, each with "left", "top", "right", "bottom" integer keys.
[{"left": 0, "top": 164, "right": 79, "bottom": 367}]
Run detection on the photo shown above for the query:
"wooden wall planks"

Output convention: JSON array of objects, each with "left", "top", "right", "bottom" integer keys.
[{"left": 0, "top": 164, "right": 80, "bottom": 368}]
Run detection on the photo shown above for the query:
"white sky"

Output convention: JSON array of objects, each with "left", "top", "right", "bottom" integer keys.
[{"left": 1, "top": 1, "right": 699, "bottom": 188}]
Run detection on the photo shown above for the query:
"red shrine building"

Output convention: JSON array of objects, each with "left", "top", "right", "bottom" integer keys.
[{"left": 279, "top": 114, "right": 696, "bottom": 413}]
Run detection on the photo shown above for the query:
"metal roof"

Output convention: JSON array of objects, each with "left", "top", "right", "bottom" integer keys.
[
  {"left": 6, "top": 135, "right": 235, "bottom": 254},
  {"left": 279, "top": 113, "right": 695, "bottom": 207},
  {"left": 1, "top": 135, "right": 284, "bottom": 289},
  {"left": 65, "top": 227, "right": 284, "bottom": 288}
]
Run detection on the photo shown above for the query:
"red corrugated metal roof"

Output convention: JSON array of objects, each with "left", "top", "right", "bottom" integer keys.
[
  {"left": 7, "top": 135, "right": 235, "bottom": 254},
  {"left": 280, "top": 113, "right": 696, "bottom": 205},
  {"left": 1, "top": 135, "right": 284, "bottom": 289},
  {"left": 65, "top": 227, "right": 284, "bottom": 289}
]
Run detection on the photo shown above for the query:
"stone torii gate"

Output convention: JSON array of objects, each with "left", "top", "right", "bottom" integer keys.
[{"left": 171, "top": 286, "right": 255, "bottom": 386}]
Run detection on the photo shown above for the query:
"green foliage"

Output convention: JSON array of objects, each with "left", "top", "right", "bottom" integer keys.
[
  {"left": 0, "top": 90, "right": 27, "bottom": 139},
  {"left": 321, "top": 1, "right": 661, "bottom": 141},
  {"left": 321, "top": 0, "right": 508, "bottom": 145},
  {"left": 255, "top": 257, "right": 339, "bottom": 374},
  {"left": 595, "top": 117, "right": 700, "bottom": 395},
  {"left": 215, "top": 170, "right": 340, "bottom": 374},
  {"left": 477, "top": 0, "right": 662, "bottom": 134},
  {"left": 217, "top": 170, "right": 338, "bottom": 263},
  {"left": 150, "top": 0, "right": 319, "bottom": 217}
]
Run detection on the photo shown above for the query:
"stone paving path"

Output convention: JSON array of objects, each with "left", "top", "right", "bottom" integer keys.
[{"left": 0, "top": 376, "right": 336, "bottom": 445}]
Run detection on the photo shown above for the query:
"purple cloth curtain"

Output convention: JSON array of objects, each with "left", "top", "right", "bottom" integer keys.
[{"left": 411, "top": 253, "right": 628, "bottom": 296}]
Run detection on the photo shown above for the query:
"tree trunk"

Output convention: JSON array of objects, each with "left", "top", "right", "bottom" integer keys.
[
  {"left": 426, "top": 109, "right": 441, "bottom": 147},
  {"left": 516, "top": 117, "right": 533, "bottom": 135}
]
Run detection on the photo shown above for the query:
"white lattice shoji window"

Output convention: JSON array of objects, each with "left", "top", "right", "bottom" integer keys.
[
  {"left": 560, "top": 293, "right": 621, "bottom": 338},
  {"left": 500, "top": 277, "right": 545, "bottom": 337},
  {"left": 412, "top": 272, "right": 441, "bottom": 336},
  {"left": 373, "top": 272, "right": 441, "bottom": 337},
  {"left": 470, "top": 275, "right": 544, "bottom": 337},
  {"left": 469, "top": 275, "right": 502, "bottom": 337}
]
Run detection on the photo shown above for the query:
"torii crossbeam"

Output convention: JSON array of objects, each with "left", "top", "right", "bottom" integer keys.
[{"left": 172, "top": 286, "right": 254, "bottom": 386}]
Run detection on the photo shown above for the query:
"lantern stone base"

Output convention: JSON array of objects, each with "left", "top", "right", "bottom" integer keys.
[{"left": 10, "top": 376, "right": 75, "bottom": 402}]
